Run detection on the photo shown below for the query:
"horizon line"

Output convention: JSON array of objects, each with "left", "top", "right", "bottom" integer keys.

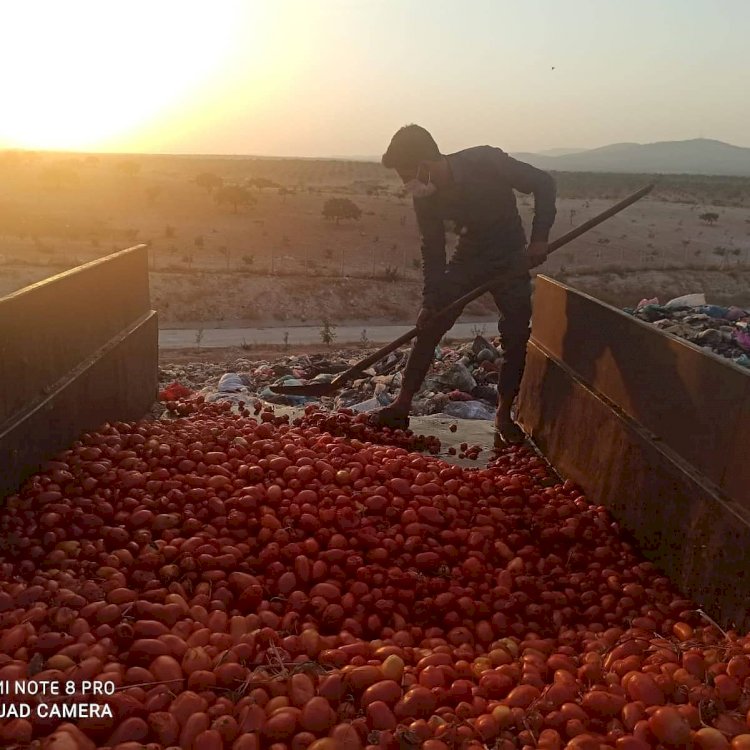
[{"left": 1, "top": 136, "right": 746, "bottom": 162}]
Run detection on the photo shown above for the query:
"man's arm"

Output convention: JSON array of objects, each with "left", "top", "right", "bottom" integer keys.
[
  {"left": 491, "top": 148, "right": 557, "bottom": 259},
  {"left": 413, "top": 197, "right": 446, "bottom": 310}
]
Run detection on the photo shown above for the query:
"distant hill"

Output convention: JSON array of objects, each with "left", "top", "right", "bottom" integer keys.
[
  {"left": 536, "top": 147, "right": 586, "bottom": 157},
  {"left": 511, "top": 138, "right": 750, "bottom": 176}
]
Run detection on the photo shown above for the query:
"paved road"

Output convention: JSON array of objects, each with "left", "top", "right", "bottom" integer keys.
[{"left": 159, "top": 319, "right": 498, "bottom": 349}]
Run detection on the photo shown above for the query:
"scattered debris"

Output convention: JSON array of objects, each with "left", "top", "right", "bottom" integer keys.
[
  {"left": 158, "top": 334, "right": 505, "bottom": 419},
  {"left": 158, "top": 381, "right": 193, "bottom": 400},
  {"left": 625, "top": 295, "right": 750, "bottom": 368}
]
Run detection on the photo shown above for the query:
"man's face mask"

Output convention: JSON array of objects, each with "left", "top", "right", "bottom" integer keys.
[{"left": 403, "top": 164, "right": 437, "bottom": 199}]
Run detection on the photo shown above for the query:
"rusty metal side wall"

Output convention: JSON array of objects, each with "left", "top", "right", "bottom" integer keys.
[
  {"left": 519, "top": 341, "right": 750, "bottom": 630},
  {"left": 0, "top": 245, "right": 149, "bottom": 424},
  {"left": 528, "top": 276, "right": 750, "bottom": 506},
  {"left": 0, "top": 312, "right": 158, "bottom": 499}
]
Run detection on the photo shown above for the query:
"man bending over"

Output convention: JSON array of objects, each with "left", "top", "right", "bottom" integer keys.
[{"left": 372, "top": 124, "right": 556, "bottom": 444}]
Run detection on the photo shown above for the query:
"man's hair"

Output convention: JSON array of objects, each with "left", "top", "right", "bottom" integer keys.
[{"left": 382, "top": 124, "right": 440, "bottom": 169}]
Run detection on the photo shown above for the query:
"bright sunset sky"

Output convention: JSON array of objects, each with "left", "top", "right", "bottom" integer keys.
[{"left": 2, "top": 0, "right": 748, "bottom": 157}]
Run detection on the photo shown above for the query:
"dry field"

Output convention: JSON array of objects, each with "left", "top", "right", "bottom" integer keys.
[{"left": 2, "top": 151, "right": 750, "bottom": 327}]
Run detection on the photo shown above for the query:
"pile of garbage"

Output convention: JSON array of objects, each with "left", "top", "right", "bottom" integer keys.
[
  {"left": 327, "top": 334, "right": 503, "bottom": 420},
  {"left": 624, "top": 293, "right": 750, "bottom": 369},
  {"left": 158, "top": 335, "right": 506, "bottom": 421}
]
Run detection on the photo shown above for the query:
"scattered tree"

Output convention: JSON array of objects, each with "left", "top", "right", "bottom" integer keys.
[
  {"left": 320, "top": 318, "right": 337, "bottom": 346},
  {"left": 322, "top": 198, "right": 362, "bottom": 224},
  {"left": 215, "top": 184, "right": 255, "bottom": 213},
  {"left": 195, "top": 172, "right": 224, "bottom": 193}
]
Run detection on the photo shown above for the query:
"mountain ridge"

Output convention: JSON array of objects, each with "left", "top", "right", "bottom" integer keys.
[{"left": 510, "top": 138, "right": 750, "bottom": 176}]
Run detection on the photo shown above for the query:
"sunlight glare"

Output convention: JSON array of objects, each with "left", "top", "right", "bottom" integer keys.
[{"left": 0, "top": 1, "right": 259, "bottom": 151}]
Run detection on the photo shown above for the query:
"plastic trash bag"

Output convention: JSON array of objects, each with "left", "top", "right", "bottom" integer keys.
[
  {"left": 436, "top": 363, "right": 476, "bottom": 393},
  {"left": 695, "top": 305, "right": 730, "bottom": 319},
  {"left": 725, "top": 306, "right": 749, "bottom": 321},
  {"left": 636, "top": 297, "right": 659, "bottom": 310},
  {"left": 349, "top": 393, "right": 392, "bottom": 413},
  {"left": 258, "top": 386, "right": 309, "bottom": 406},
  {"left": 439, "top": 400, "right": 496, "bottom": 420},
  {"left": 217, "top": 373, "right": 246, "bottom": 392},
  {"left": 664, "top": 293, "right": 706, "bottom": 309},
  {"left": 636, "top": 304, "right": 671, "bottom": 322},
  {"left": 471, "top": 384, "right": 499, "bottom": 404}
]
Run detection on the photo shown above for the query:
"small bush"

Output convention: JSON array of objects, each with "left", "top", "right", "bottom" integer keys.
[{"left": 320, "top": 318, "right": 337, "bottom": 346}]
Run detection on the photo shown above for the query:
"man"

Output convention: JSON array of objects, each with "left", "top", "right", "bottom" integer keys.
[{"left": 372, "top": 124, "right": 556, "bottom": 445}]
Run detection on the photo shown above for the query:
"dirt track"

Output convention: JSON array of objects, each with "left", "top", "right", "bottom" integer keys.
[{"left": 159, "top": 319, "right": 497, "bottom": 349}]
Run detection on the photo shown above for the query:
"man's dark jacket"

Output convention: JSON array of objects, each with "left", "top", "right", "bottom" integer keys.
[{"left": 413, "top": 145, "right": 556, "bottom": 307}]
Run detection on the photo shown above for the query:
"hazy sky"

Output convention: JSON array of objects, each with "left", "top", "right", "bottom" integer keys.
[{"left": 2, "top": 0, "right": 749, "bottom": 156}]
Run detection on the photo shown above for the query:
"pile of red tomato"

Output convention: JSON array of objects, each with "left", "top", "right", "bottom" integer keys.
[{"left": 0, "top": 396, "right": 749, "bottom": 749}]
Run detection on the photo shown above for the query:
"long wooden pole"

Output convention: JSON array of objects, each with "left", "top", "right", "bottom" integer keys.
[{"left": 271, "top": 184, "right": 654, "bottom": 396}]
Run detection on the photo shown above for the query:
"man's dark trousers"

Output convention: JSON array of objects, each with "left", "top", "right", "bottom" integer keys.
[{"left": 400, "top": 240, "right": 532, "bottom": 405}]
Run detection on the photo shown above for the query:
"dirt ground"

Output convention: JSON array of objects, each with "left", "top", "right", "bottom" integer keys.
[{"left": 2, "top": 151, "right": 750, "bottom": 323}]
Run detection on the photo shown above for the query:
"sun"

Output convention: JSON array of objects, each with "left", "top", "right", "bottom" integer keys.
[{"left": 0, "top": 2, "right": 253, "bottom": 152}]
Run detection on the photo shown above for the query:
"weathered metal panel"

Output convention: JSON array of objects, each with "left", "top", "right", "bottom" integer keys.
[
  {"left": 722, "top": 378, "right": 750, "bottom": 504},
  {"left": 519, "top": 276, "right": 750, "bottom": 627},
  {"left": 528, "top": 276, "right": 749, "bottom": 506},
  {"left": 0, "top": 313, "right": 158, "bottom": 498},
  {"left": 0, "top": 246, "right": 150, "bottom": 424},
  {"left": 0, "top": 246, "right": 157, "bottom": 500}
]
